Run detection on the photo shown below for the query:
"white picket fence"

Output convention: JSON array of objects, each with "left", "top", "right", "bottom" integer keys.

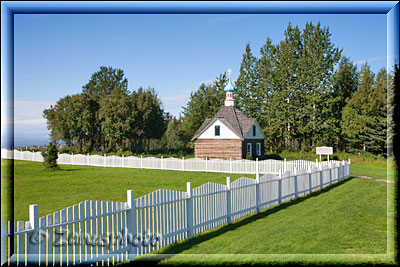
[
  {"left": 1, "top": 161, "right": 350, "bottom": 265},
  {"left": 1, "top": 149, "right": 340, "bottom": 175}
]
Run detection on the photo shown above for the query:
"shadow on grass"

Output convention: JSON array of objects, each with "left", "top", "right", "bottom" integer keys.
[
  {"left": 60, "top": 168, "right": 86, "bottom": 172},
  {"left": 137, "top": 177, "right": 355, "bottom": 262}
]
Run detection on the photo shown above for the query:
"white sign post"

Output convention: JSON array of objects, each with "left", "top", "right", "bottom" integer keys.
[{"left": 316, "top": 146, "right": 333, "bottom": 161}]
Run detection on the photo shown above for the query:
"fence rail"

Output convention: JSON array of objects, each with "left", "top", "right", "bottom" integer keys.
[
  {"left": 1, "top": 160, "right": 351, "bottom": 265},
  {"left": 1, "top": 149, "right": 343, "bottom": 175}
]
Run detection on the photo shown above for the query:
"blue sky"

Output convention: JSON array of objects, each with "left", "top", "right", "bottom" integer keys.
[{"left": 13, "top": 14, "right": 387, "bottom": 146}]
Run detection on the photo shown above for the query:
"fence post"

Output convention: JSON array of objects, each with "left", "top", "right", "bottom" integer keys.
[
  {"left": 71, "top": 152, "right": 74, "bottom": 165},
  {"left": 229, "top": 158, "right": 232, "bottom": 174},
  {"left": 348, "top": 158, "right": 351, "bottom": 177},
  {"left": 104, "top": 154, "right": 106, "bottom": 167},
  {"left": 308, "top": 167, "right": 313, "bottom": 194},
  {"left": 27, "top": 204, "right": 39, "bottom": 264},
  {"left": 278, "top": 170, "right": 282, "bottom": 205},
  {"left": 186, "top": 182, "right": 194, "bottom": 238},
  {"left": 1, "top": 221, "right": 6, "bottom": 266},
  {"left": 121, "top": 154, "right": 124, "bottom": 168},
  {"left": 87, "top": 153, "right": 90, "bottom": 166},
  {"left": 226, "top": 177, "right": 232, "bottom": 224},
  {"left": 284, "top": 158, "right": 287, "bottom": 172},
  {"left": 294, "top": 167, "right": 298, "bottom": 199},
  {"left": 141, "top": 155, "right": 143, "bottom": 169},
  {"left": 182, "top": 157, "right": 185, "bottom": 171},
  {"left": 342, "top": 160, "right": 345, "bottom": 180},
  {"left": 256, "top": 171, "right": 261, "bottom": 213},
  {"left": 126, "top": 190, "right": 136, "bottom": 261},
  {"left": 329, "top": 162, "right": 332, "bottom": 185},
  {"left": 161, "top": 156, "right": 163, "bottom": 170},
  {"left": 206, "top": 157, "right": 208, "bottom": 173},
  {"left": 256, "top": 158, "right": 259, "bottom": 180},
  {"left": 319, "top": 166, "right": 323, "bottom": 190}
]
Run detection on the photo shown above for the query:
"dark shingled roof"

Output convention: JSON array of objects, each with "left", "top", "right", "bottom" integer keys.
[{"left": 191, "top": 106, "right": 257, "bottom": 141}]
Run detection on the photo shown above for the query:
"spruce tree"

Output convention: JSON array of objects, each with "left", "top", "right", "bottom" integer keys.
[
  {"left": 179, "top": 72, "right": 228, "bottom": 147},
  {"left": 341, "top": 63, "right": 376, "bottom": 152},
  {"left": 42, "top": 142, "right": 59, "bottom": 170},
  {"left": 235, "top": 43, "right": 263, "bottom": 121},
  {"left": 332, "top": 56, "right": 359, "bottom": 150}
]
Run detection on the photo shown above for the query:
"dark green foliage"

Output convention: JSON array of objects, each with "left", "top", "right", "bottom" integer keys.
[
  {"left": 331, "top": 56, "right": 359, "bottom": 150},
  {"left": 342, "top": 66, "right": 387, "bottom": 155},
  {"left": 43, "top": 22, "right": 391, "bottom": 157},
  {"left": 43, "top": 66, "right": 167, "bottom": 154},
  {"left": 163, "top": 117, "right": 185, "bottom": 152},
  {"left": 388, "top": 64, "right": 398, "bottom": 158},
  {"left": 235, "top": 43, "right": 263, "bottom": 120},
  {"left": 179, "top": 73, "right": 228, "bottom": 146},
  {"left": 42, "top": 142, "right": 59, "bottom": 170},
  {"left": 239, "top": 22, "right": 342, "bottom": 152}
]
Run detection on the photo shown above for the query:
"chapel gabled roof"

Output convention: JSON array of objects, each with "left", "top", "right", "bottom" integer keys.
[{"left": 191, "top": 106, "right": 257, "bottom": 141}]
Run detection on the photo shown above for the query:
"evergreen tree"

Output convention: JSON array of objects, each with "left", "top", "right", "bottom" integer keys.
[
  {"left": 235, "top": 43, "right": 263, "bottom": 120},
  {"left": 42, "top": 142, "right": 59, "bottom": 170},
  {"left": 298, "top": 22, "right": 342, "bottom": 149},
  {"left": 258, "top": 37, "right": 280, "bottom": 151},
  {"left": 391, "top": 64, "right": 399, "bottom": 159},
  {"left": 359, "top": 68, "right": 387, "bottom": 155},
  {"left": 255, "top": 22, "right": 341, "bottom": 151},
  {"left": 342, "top": 63, "right": 376, "bottom": 151},
  {"left": 179, "top": 72, "right": 228, "bottom": 146},
  {"left": 332, "top": 56, "right": 359, "bottom": 150}
]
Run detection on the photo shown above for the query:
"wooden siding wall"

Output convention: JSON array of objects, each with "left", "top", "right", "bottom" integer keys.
[{"left": 194, "top": 139, "right": 242, "bottom": 160}]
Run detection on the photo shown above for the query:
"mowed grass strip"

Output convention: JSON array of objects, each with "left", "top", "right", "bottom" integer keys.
[
  {"left": 350, "top": 159, "right": 397, "bottom": 181},
  {"left": 1, "top": 159, "right": 254, "bottom": 221},
  {"left": 137, "top": 178, "right": 391, "bottom": 264}
]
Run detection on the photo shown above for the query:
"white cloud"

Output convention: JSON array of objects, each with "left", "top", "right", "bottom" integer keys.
[
  {"left": 14, "top": 100, "right": 54, "bottom": 122},
  {"left": 352, "top": 56, "right": 386, "bottom": 65},
  {"left": 161, "top": 93, "right": 190, "bottom": 102},
  {"left": 14, "top": 118, "right": 47, "bottom": 125}
]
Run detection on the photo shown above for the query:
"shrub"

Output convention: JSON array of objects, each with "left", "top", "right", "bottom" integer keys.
[
  {"left": 245, "top": 154, "right": 253, "bottom": 160},
  {"left": 42, "top": 142, "right": 59, "bottom": 170}
]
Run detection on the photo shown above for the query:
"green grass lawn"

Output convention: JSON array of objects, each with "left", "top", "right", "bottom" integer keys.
[
  {"left": 1, "top": 157, "right": 396, "bottom": 265},
  {"left": 136, "top": 177, "right": 395, "bottom": 264},
  {"left": 350, "top": 159, "right": 397, "bottom": 181},
  {"left": 1, "top": 159, "right": 254, "bottom": 221}
]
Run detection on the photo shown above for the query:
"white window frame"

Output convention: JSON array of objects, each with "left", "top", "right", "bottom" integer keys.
[
  {"left": 247, "top": 143, "right": 252, "bottom": 155},
  {"left": 256, "top": 143, "right": 261, "bottom": 156}
]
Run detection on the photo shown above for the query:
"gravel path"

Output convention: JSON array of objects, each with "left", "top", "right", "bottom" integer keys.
[{"left": 358, "top": 176, "right": 395, "bottom": 183}]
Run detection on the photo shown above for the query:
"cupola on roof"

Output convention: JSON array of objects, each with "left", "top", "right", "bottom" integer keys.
[{"left": 224, "top": 68, "right": 235, "bottom": 92}]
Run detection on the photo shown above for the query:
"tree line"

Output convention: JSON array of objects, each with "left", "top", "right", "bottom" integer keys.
[
  {"left": 44, "top": 22, "right": 396, "bottom": 156},
  {"left": 43, "top": 66, "right": 167, "bottom": 154},
  {"left": 176, "top": 22, "right": 395, "bottom": 156}
]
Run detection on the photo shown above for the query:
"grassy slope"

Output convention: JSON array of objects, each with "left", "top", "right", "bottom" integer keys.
[
  {"left": 1, "top": 157, "right": 396, "bottom": 264},
  {"left": 269, "top": 151, "right": 397, "bottom": 181},
  {"left": 137, "top": 178, "right": 394, "bottom": 264},
  {"left": 1, "top": 159, "right": 254, "bottom": 221}
]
